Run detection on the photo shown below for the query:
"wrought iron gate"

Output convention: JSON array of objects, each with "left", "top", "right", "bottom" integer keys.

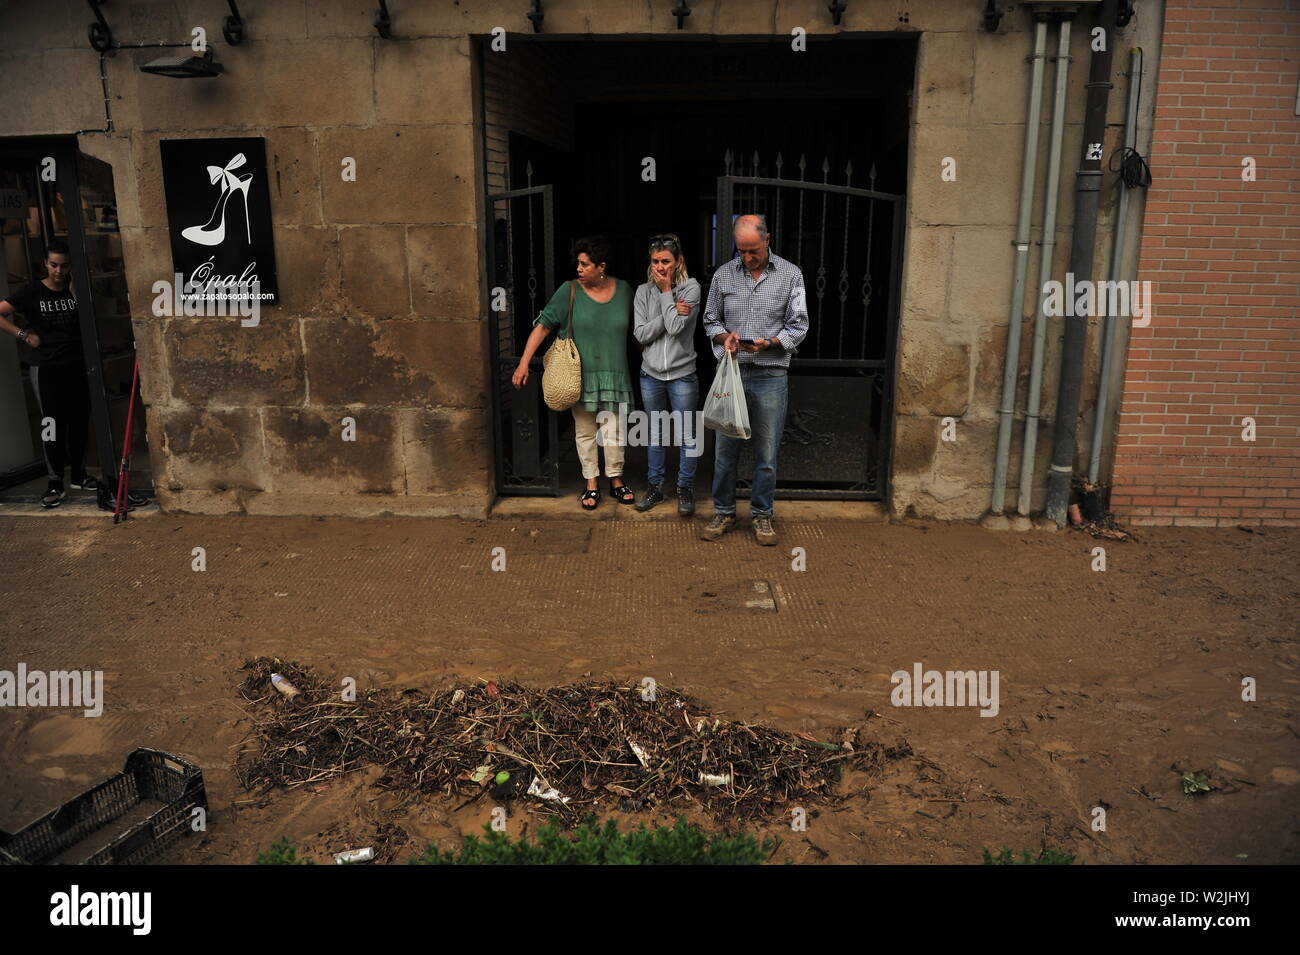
[
  {"left": 487, "top": 164, "right": 560, "bottom": 495},
  {"left": 716, "top": 149, "right": 904, "bottom": 499}
]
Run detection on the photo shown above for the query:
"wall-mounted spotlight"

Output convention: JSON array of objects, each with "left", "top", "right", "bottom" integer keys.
[
  {"left": 223, "top": 0, "right": 246, "bottom": 45},
  {"left": 828, "top": 1, "right": 846, "bottom": 26},
  {"left": 140, "top": 47, "right": 223, "bottom": 78},
  {"left": 672, "top": 2, "right": 691, "bottom": 29},
  {"left": 375, "top": 1, "right": 392, "bottom": 38},
  {"left": 527, "top": 0, "right": 544, "bottom": 33},
  {"left": 87, "top": 0, "right": 113, "bottom": 52}
]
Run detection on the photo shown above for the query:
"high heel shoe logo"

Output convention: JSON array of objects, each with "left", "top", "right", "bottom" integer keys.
[{"left": 182, "top": 152, "right": 252, "bottom": 247}]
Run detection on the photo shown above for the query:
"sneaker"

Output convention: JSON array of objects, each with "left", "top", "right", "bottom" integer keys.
[
  {"left": 699, "top": 513, "right": 736, "bottom": 541},
  {"left": 93, "top": 478, "right": 152, "bottom": 512},
  {"left": 70, "top": 474, "right": 100, "bottom": 491},
  {"left": 41, "top": 483, "right": 66, "bottom": 509},
  {"left": 677, "top": 485, "right": 695, "bottom": 517},
  {"left": 97, "top": 489, "right": 143, "bottom": 513},
  {"left": 753, "top": 515, "right": 778, "bottom": 546},
  {"left": 635, "top": 484, "right": 664, "bottom": 512}
]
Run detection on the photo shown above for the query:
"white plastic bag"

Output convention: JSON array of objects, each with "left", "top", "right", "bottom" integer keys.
[{"left": 702, "top": 350, "right": 751, "bottom": 440}]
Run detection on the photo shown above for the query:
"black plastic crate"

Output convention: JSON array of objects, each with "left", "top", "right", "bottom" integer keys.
[{"left": 0, "top": 748, "right": 207, "bottom": 865}]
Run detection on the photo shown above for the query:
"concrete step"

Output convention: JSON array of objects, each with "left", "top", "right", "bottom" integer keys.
[{"left": 489, "top": 494, "right": 889, "bottom": 522}]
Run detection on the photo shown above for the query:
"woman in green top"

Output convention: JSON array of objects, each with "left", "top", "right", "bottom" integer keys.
[{"left": 512, "top": 236, "right": 636, "bottom": 510}]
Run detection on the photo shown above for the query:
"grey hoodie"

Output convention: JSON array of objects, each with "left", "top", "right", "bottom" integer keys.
[{"left": 633, "top": 276, "right": 700, "bottom": 381}]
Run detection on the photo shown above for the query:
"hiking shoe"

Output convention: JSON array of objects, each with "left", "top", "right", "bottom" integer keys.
[
  {"left": 41, "top": 483, "right": 66, "bottom": 509},
  {"left": 753, "top": 515, "right": 778, "bottom": 546},
  {"left": 635, "top": 484, "right": 664, "bottom": 512},
  {"left": 70, "top": 474, "right": 100, "bottom": 491},
  {"left": 699, "top": 514, "right": 736, "bottom": 541},
  {"left": 677, "top": 485, "right": 695, "bottom": 516}
]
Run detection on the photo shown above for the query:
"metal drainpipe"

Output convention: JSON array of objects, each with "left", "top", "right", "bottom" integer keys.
[
  {"left": 1016, "top": 13, "right": 1074, "bottom": 516},
  {"left": 990, "top": 13, "right": 1051, "bottom": 515},
  {"left": 1089, "top": 46, "right": 1143, "bottom": 485},
  {"left": 1045, "top": 0, "right": 1121, "bottom": 525}
]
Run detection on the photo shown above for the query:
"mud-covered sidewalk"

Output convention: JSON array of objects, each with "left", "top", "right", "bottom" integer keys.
[{"left": 0, "top": 511, "right": 1296, "bottom": 864}]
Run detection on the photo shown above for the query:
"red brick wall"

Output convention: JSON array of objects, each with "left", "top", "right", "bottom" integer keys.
[{"left": 1110, "top": 0, "right": 1300, "bottom": 527}]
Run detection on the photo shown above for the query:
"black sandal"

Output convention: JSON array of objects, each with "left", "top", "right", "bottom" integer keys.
[
  {"left": 609, "top": 480, "right": 635, "bottom": 505},
  {"left": 580, "top": 487, "right": 601, "bottom": 510}
]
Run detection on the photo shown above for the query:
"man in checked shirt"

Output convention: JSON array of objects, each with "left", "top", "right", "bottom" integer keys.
[{"left": 700, "top": 214, "right": 809, "bottom": 546}]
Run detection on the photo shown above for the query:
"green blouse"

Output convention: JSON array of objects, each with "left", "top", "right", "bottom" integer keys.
[{"left": 533, "top": 279, "right": 635, "bottom": 413}]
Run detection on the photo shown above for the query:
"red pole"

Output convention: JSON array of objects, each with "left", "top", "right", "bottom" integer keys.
[{"left": 114, "top": 357, "right": 140, "bottom": 522}]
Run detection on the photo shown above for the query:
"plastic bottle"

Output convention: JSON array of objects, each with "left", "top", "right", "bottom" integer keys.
[
  {"left": 334, "top": 847, "right": 374, "bottom": 864},
  {"left": 270, "top": 673, "right": 300, "bottom": 700}
]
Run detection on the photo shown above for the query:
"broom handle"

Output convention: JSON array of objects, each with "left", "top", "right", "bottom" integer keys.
[{"left": 115, "top": 358, "right": 140, "bottom": 519}]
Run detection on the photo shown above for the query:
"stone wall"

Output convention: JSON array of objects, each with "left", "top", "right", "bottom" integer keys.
[
  {"left": 2, "top": 1, "right": 491, "bottom": 516},
  {"left": 893, "top": 7, "right": 1162, "bottom": 520},
  {"left": 0, "top": 0, "right": 1166, "bottom": 520}
]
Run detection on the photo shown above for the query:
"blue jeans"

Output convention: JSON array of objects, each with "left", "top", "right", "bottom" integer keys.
[
  {"left": 639, "top": 371, "right": 700, "bottom": 489},
  {"left": 711, "top": 365, "right": 788, "bottom": 518}
]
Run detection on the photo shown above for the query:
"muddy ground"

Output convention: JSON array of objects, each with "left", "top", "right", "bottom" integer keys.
[{"left": 0, "top": 512, "right": 1296, "bottom": 864}]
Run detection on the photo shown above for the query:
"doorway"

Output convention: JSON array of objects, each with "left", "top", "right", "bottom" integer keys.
[
  {"left": 0, "top": 138, "right": 148, "bottom": 507},
  {"left": 481, "top": 35, "right": 914, "bottom": 502}
]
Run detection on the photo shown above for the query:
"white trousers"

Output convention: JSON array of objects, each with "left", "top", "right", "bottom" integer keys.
[{"left": 572, "top": 405, "right": 625, "bottom": 479}]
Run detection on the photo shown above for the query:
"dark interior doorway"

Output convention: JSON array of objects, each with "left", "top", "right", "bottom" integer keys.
[
  {"left": 0, "top": 137, "right": 149, "bottom": 507},
  {"left": 483, "top": 35, "right": 914, "bottom": 503}
]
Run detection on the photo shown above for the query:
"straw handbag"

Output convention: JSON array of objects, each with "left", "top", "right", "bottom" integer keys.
[{"left": 541, "top": 281, "right": 582, "bottom": 412}]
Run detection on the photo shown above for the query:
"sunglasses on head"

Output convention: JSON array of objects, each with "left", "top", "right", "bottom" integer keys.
[{"left": 649, "top": 234, "right": 680, "bottom": 250}]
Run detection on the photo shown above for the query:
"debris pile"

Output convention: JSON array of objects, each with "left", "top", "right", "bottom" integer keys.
[{"left": 235, "top": 658, "right": 911, "bottom": 823}]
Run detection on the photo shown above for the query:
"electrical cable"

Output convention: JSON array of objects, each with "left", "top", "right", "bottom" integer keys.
[
  {"left": 1110, "top": 146, "right": 1152, "bottom": 188},
  {"left": 1107, "top": 56, "right": 1152, "bottom": 189}
]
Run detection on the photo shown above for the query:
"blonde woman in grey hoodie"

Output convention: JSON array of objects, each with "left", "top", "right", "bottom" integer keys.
[{"left": 632, "top": 234, "right": 702, "bottom": 515}]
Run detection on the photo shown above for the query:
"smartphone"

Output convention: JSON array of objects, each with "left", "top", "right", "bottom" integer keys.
[{"left": 737, "top": 338, "right": 756, "bottom": 345}]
